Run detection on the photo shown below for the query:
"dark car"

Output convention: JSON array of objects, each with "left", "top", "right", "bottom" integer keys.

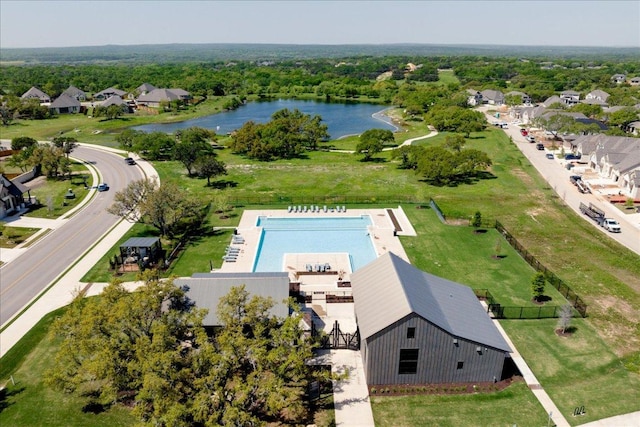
[
  {"left": 124, "top": 157, "right": 136, "bottom": 165},
  {"left": 536, "top": 143, "right": 544, "bottom": 150},
  {"left": 97, "top": 183, "right": 109, "bottom": 192},
  {"left": 565, "top": 153, "right": 582, "bottom": 160},
  {"left": 546, "top": 153, "right": 555, "bottom": 159},
  {"left": 570, "top": 175, "right": 582, "bottom": 185}
]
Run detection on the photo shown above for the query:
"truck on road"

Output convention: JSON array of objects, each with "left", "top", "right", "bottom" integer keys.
[{"left": 580, "top": 202, "right": 605, "bottom": 225}]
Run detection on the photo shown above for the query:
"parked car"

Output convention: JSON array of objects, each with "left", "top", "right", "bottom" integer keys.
[
  {"left": 546, "top": 153, "right": 555, "bottom": 159},
  {"left": 565, "top": 153, "right": 581, "bottom": 160},
  {"left": 602, "top": 218, "right": 621, "bottom": 233},
  {"left": 520, "top": 128, "right": 528, "bottom": 136},
  {"left": 526, "top": 135, "right": 536, "bottom": 143},
  {"left": 536, "top": 143, "right": 544, "bottom": 150},
  {"left": 124, "top": 157, "right": 136, "bottom": 165},
  {"left": 97, "top": 183, "right": 109, "bottom": 192},
  {"left": 570, "top": 175, "right": 582, "bottom": 185}
]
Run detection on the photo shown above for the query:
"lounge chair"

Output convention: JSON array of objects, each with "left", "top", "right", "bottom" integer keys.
[
  {"left": 342, "top": 205, "right": 346, "bottom": 212},
  {"left": 324, "top": 263, "right": 331, "bottom": 271},
  {"left": 323, "top": 205, "right": 327, "bottom": 212},
  {"left": 288, "top": 206, "right": 292, "bottom": 213},
  {"left": 298, "top": 205, "right": 302, "bottom": 213},
  {"left": 336, "top": 206, "right": 341, "bottom": 212}
]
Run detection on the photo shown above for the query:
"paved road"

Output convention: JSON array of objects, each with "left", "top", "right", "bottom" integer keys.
[
  {"left": 0, "top": 145, "right": 142, "bottom": 325},
  {"left": 481, "top": 108, "right": 640, "bottom": 255}
]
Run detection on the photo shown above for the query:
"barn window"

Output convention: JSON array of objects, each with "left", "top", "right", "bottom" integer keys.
[
  {"left": 398, "top": 349, "right": 419, "bottom": 374},
  {"left": 457, "top": 361, "right": 464, "bottom": 370},
  {"left": 407, "top": 327, "right": 416, "bottom": 339}
]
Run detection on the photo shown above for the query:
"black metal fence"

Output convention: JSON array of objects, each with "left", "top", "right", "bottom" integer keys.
[
  {"left": 228, "top": 194, "right": 422, "bottom": 207},
  {"left": 494, "top": 220, "right": 587, "bottom": 318},
  {"left": 474, "top": 289, "right": 577, "bottom": 320}
]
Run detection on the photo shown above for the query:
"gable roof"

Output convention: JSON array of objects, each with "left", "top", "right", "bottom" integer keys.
[
  {"left": 21, "top": 86, "right": 50, "bottom": 101},
  {"left": 63, "top": 85, "right": 86, "bottom": 99},
  {"left": 101, "top": 95, "right": 127, "bottom": 107},
  {"left": 351, "top": 252, "right": 510, "bottom": 352},
  {"left": 174, "top": 272, "right": 290, "bottom": 326},
  {"left": 136, "top": 82, "right": 157, "bottom": 93},
  {"left": 0, "top": 174, "right": 28, "bottom": 196},
  {"left": 49, "top": 93, "right": 81, "bottom": 109},
  {"left": 137, "top": 88, "right": 180, "bottom": 103},
  {"left": 94, "top": 87, "right": 127, "bottom": 98}
]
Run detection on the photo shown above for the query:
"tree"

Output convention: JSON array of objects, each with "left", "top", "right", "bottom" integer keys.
[
  {"left": 356, "top": 128, "right": 393, "bottom": 161},
  {"left": 52, "top": 136, "right": 78, "bottom": 159},
  {"left": 557, "top": 304, "right": 573, "bottom": 334},
  {"left": 416, "top": 145, "right": 456, "bottom": 184},
  {"left": 46, "top": 275, "right": 210, "bottom": 415},
  {"left": 29, "top": 144, "right": 70, "bottom": 178},
  {"left": 194, "top": 153, "right": 227, "bottom": 186},
  {"left": 11, "top": 136, "right": 38, "bottom": 151},
  {"left": 174, "top": 127, "right": 216, "bottom": 175},
  {"left": 108, "top": 177, "right": 203, "bottom": 237},
  {"left": 443, "top": 134, "right": 466, "bottom": 152},
  {"left": 107, "top": 177, "right": 157, "bottom": 223},
  {"left": 531, "top": 272, "right": 546, "bottom": 302},
  {"left": 472, "top": 211, "right": 482, "bottom": 228},
  {"left": 191, "top": 285, "right": 317, "bottom": 425}
]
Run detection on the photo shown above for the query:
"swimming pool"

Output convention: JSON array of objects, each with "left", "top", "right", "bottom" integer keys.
[{"left": 252, "top": 216, "right": 377, "bottom": 272}]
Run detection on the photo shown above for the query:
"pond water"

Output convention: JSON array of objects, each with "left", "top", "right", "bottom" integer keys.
[{"left": 132, "top": 99, "right": 397, "bottom": 139}]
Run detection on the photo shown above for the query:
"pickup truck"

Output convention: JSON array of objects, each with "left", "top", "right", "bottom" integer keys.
[{"left": 580, "top": 202, "right": 605, "bottom": 224}]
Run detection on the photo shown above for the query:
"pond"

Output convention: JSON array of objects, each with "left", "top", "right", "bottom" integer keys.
[{"left": 132, "top": 99, "right": 398, "bottom": 139}]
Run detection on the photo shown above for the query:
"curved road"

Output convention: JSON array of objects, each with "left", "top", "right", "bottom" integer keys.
[{"left": 0, "top": 145, "right": 143, "bottom": 325}]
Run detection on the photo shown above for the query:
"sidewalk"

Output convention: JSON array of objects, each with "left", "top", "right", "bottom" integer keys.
[{"left": 310, "top": 349, "right": 375, "bottom": 427}]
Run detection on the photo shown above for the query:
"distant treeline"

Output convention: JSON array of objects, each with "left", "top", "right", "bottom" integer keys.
[{"left": 2, "top": 43, "right": 639, "bottom": 64}]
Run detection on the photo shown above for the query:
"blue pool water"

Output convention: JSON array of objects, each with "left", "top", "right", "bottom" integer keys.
[{"left": 252, "top": 216, "right": 376, "bottom": 272}]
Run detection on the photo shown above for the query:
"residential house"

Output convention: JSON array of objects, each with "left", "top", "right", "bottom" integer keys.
[
  {"left": 62, "top": 85, "right": 87, "bottom": 101},
  {"left": 505, "top": 90, "right": 531, "bottom": 105},
  {"left": 542, "top": 95, "right": 563, "bottom": 108},
  {"left": 611, "top": 74, "right": 627, "bottom": 84},
  {"left": 582, "top": 90, "right": 610, "bottom": 107},
  {"left": 630, "top": 77, "right": 640, "bottom": 86},
  {"left": 625, "top": 120, "right": 640, "bottom": 136},
  {"left": 100, "top": 95, "right": 132, "bottom": 112},
  {"left": 560, "top": 90, "right": 580, "bottom": 106},
  {"left": 135, "top": 83, "right": 157, "bottom": 96},
  {"left": 93, "top": 87, "right": 128, "bottom": 101},
  {"left": 48, "top": 94, "right": 81, "bottom": 114},
  {"left": 480, "top": 89, "right": 504, "bottom": 105},
  {"left": 351, "top": 252, "right": 511, "bottom": 386},
  {"left": 576, "top": 135, "right": 640, "bottom": 197},
  {"left": 0, "top": 174, "right": 30, "bottom": 219},
  {"left": 174, "top": 272, "right": 290, "bottom": 330},
  {"left": 20, "top": 86, "right": 51, "bottom": 103},
  {"left": 136, "top": 88, "right": 191, "bottom": 108},
  {"left": 466, "top": 89, "right": 483, "bottom": 106}
]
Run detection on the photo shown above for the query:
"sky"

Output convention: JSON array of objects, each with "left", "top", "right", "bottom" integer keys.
[{"left": 1, "top": 0, "right": 639, "bottom": 49}]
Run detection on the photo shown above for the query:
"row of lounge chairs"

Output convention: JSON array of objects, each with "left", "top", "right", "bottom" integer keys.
[
  {"left": 287, "top": 205, "right": 347, "bottom": 213},
  {"left": 306, "top": 262, "right": 331, "bottom": 272}
]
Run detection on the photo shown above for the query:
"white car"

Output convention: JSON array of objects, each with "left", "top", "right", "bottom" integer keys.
[{"left": 602, "top": 218, "right": 621, "bottom": 233}]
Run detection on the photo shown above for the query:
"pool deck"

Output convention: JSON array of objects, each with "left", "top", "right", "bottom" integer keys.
[{"left": 216, "top": 206, "right": 416, "bottom": 276}]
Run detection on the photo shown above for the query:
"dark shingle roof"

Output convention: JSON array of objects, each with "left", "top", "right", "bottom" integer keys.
[
  {"left": 49, "top": 94, "right": 81, "bottom": 109},
  {"left": 120, "top": 237, "right": 160, "bottom": 248},
  {"left": 351, "top": 252, "right": 511, "bottom": 352}
]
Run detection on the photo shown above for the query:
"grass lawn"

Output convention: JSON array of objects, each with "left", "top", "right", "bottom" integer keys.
[
  {"left": 0, "top": 227, "right": 40, "bottom": 248},
  {"left": 501, "top": 319, "right": 640, "bottom": 425},
  {"left": 371, "top": 381, "right": 548, "bottom": 427},
  {"left": 0, "top": 308, "right": 135, "bottom": 426}
]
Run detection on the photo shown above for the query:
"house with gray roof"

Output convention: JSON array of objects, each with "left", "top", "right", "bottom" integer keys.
[
  {"left": 0, "top": 174, "right": 30, "bottom": 218},
  {"left": 48, "top": 94, "right": 81, "bottom": 114},
  {"left": 136, "top": 88, "right": 191, "bottom": 108},
  {"left": 62, "top": 85, "right": 87, "bottom": 101},
  {"left": 560, "top": 90, "right": 580, "bottom": 106},
  {"left": 135, "top": 82, "right": 157, "bottom": 96},
  {"left": 630, "top": 77, "right": 640, "bottom": 86},
  {"left": 505, "top": 90, "right": 531, "bottom": 105},
  {"left": 611, "top": 74, "right": 626, "bottom": 84},
  {"left": 93, "top": 87, "right": 128, "bottom": 101},
  {"left": 351, "top": 252, "right": 510, "bottom": 386},
  {"left": 20, "top": 86, "right": 51, "bottom": 103},
  {"left": 174, "top": 272, "right": 290, "bottom": 328},
  {"left": 479, "top": 89, "right": 504, "bottom": 105},
  {"left": 542, "top": 95, "right": 563, "bottom": 108}
]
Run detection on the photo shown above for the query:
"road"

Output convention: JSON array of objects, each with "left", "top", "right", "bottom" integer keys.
[
  {"left": 0, "top": 145, "right": 142, "bottom": 325},
  {"left": 482, "top": 108, "right": 640, "bottom": 255}
]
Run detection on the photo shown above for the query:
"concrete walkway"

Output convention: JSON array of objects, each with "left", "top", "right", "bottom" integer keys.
[
  {"left": 576, "top": 411, "right": 640, "bottom": 427},
  {"left": 311, "top": 349, "right": 375, "bottom": 427}
]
